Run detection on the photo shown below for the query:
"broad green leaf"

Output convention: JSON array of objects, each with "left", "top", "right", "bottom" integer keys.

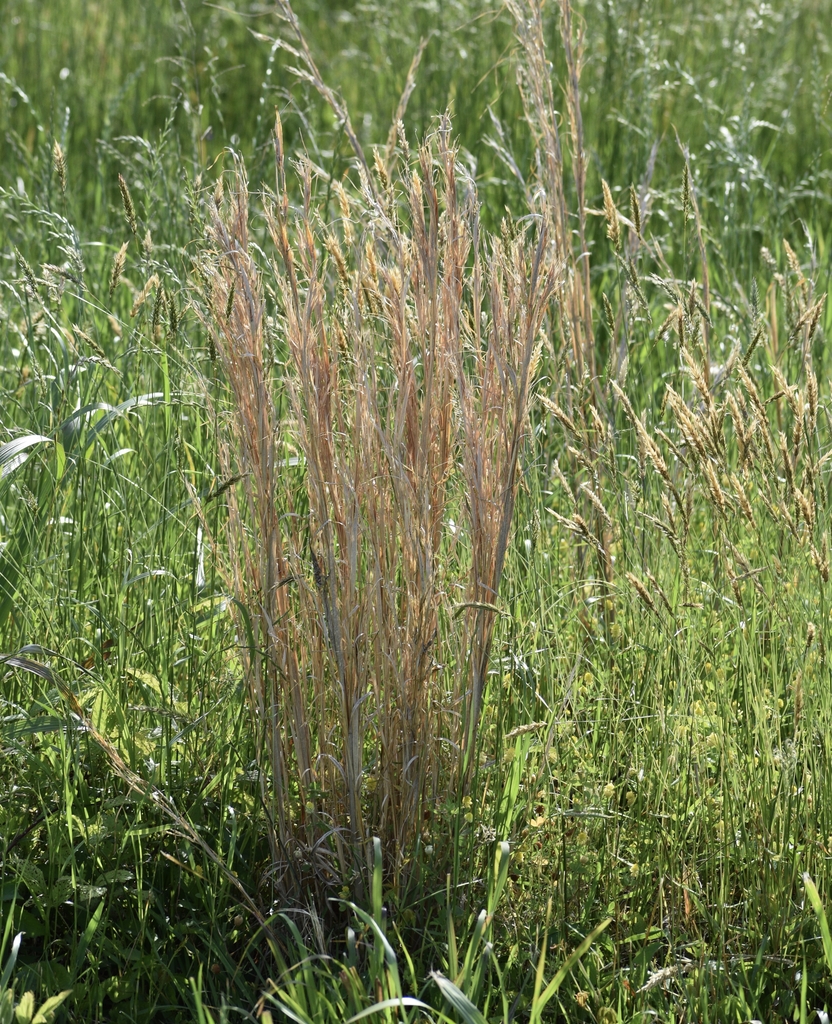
[
  {"left": 31, "top": 990, "right": 71, "bottom": 1024},
  {"left": 13, "top": 990, "right": 34, "bottom": 1024}
]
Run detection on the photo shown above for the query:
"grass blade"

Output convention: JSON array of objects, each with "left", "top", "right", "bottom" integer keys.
[
  {"left": 803, "top": 874, "right": 832, "bottom": 972},
  {"left": 530, "top": 918, "right": 612, "bottom": 1023},
  {"left": 431, "top": 971, "right": 489, "bottom": 1024}
]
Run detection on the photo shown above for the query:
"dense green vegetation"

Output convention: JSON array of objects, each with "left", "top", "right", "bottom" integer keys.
[{"left": 2, "top": 0, "right": 832, "bottom": 1021}]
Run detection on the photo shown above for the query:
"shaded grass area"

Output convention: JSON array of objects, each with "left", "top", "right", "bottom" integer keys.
[{"left": 1, "top": 0, "right": 832, "bottom": 1021}]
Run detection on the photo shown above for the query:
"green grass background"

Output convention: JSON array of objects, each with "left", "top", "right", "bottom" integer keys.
[{"left": 1, "top": 0, "right": 832, "bottom": 1021}]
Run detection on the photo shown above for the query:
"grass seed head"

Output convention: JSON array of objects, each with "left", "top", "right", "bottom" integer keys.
[
  {"left": 166, "top": 287, "right": 179, "bottom": 334},
  {"left": 778, "top": 432, "right": 794, "bottom": 495},
  {"left": 796, "top": 486, "right": 815, "bottom": 529},
  {"left": 580, "top": 481, "right": 612, "bottom": 526},
  {"left": 681, "top": 163, "right": 692, "bottom": 221},
  {"left": 742, "top": 324, "right": 764, "bottom": 368},
  {"left": 52, "top": 139, "right": 67, "bottom": 196},
  {"left": 808, "top": 293, "right": 826, "bottom": 340},
  {"left": 14, "top": 246, "right": 38, "bottom": 297},
  {"left": 730, "top": 473, "right": 755, "bottom": 527},
  {"left": 792, "top": 414, "right": 803, "bottom": 467},
  {"left": 783, "top": 238, "right": 802, "bottom": 278},
  {"left": 625, "top": 572, "right": 659, "bottom": 617},
  {"left": 806, "top": 366, "right": 819, "bottom": 433},
  {"left": 109, "top": 241, "right": 129, "bottom": 297},
  {"left": 601, "top": 179, "right": 620, "bottom": 250},
  {"left": 130, "top": 272, "right": 159, "bottom": 317},
  {"left": 603, "top": 292, "right": 615, "bottom": 338},
  {"left": 325, "top": 232, "right": 350, "bottom": 287},
  {"left": 656, "top": 306, "right": 678, "bottom": 342},
  {"left": 552, "top": 459, "right": 577, "bottom": 506},
  {"left": 151, "top": 285, "right": 164, "bottom": 334},
  {"left": 334, "top": 180, "right": 351, "bottom": 218},
  {"left": 703, "top": 460, "right": 726, "bottom": 519},
  {"left": 118, "top": 173, "right": 137, "bottom": 235},
  {"left": 812, "top": 537, "right": 829, "bottom": 582},
  {"left": 540, "top": 394, "right": 577, "bottom": 435},
  {"left": 373, "top": 147, "right": 389, "bottom": 190},
  {"left": 629, "top": 183, "right": 641, "bottom": 237},
  {"left": 224, "top": 279, "right": 236, "bottom": 322}
]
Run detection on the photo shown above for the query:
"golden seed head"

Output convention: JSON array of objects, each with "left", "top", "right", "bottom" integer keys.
[
  {"left": 626, "top": 572, "right": 659, "bottom": 616},
  {"left": 130, "top": 272, "right": 160, "bottom": 318},
  {"left": 810, "top": 299, "right": 824, "bottom": 339},
  {"left": 364, "top": 238, "right": 378, "bottom": 281},
  {"left": 118, "top": 173, "right": 137, "bottom": 235},
  {"left": 373, "top": 148, "right": 389, "bottom": 190},
  {"left": 601, "top": 179, "right": 620, "bottom": 250},
  {"left": 325, "top": 232, "right": 350, "bottom": 287},
  {"left": 629, "top": 183, "right": 641, "bottom": 237},
  {"left": 783, "top": 238, "right": 801, "bottom": 278},
  {"left": 109, "top": 241, "right": 129, "bottom": 298},
  {"left": 806, "top": 367, "right": 818, "bottom": 432}
]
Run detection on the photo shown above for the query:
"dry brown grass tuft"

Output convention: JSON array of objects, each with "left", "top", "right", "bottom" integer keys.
[{"left": 193, "top": 99, "right": 560, "bottom": 900}]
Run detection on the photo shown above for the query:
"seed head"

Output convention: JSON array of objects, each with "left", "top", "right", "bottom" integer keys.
[
  {"left": 324, "top": 232, "right": 350, "bottom": 287},
  {"left": 806, "top": 366, "right": 819, "bottom": 434},
  {"left": 730, "top": 473, "right": 755, "bottom": 527},
  {"left": 152, "top": 285, "right": 164, "bottom": 333},
  {"left": 602, "top": 179, "right": 620, "bottom": 251},
  {"left": 603, "top": 292, "right": 616, "bottom": 339},
  {"left": 109, "top": 241, "right": 129, "bottom": 298},
  {"left": 130, "top": 273, "right": 160, "bottom": 318},
  {"left": 812, "top": 536, "right": 829, "bottom": 583},
  {"left": 783, "top": 238, "right": 801, "bottom": 278},
  {"left": 778, "top": 432, "right": 794, "bottom": 495},
  {"left": 742, "top": 324, "right": 764, "bottom": 368},
  {"left": 53, "top": 140, "right": 67, "bottom": 196},
  {"left": 681, "top": 164, "right": 692, "bottom": 221},
  {"left": 118, "top": 173, "right": 137, "bottom": 235},
  {"left": 14, "top": 246, "right": 38, "bottom": 297},
  {"left": 629, "top": 183, "right": 641, "bottom": 238},
  {"left": 373, "top": 148, "right": 389, "bottom": 190},
  {"left": 626, "top": 572, "right": 659, "bottom": 617}
]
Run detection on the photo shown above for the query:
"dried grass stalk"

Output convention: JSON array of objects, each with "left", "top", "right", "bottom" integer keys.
[{"left": 197, "top": 112, "right": 559, "bottom": 897}]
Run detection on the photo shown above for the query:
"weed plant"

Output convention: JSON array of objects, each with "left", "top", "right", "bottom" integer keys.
[{"left": 1, "top": 0, "right": 832, "bottom": 1022}]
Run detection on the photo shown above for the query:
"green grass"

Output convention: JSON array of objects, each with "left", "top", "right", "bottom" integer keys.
[{"left": 1, "top": 0, "right": 832, "bottom": 1021}]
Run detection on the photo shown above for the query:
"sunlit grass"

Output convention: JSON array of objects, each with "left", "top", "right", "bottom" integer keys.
[{"left": 1, "top": 0, "right": 832, "bottom": 1021}]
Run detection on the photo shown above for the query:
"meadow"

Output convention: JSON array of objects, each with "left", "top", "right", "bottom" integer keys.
[{"left": 1, "top": 0, "right": 832, "bottom": 1020}]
